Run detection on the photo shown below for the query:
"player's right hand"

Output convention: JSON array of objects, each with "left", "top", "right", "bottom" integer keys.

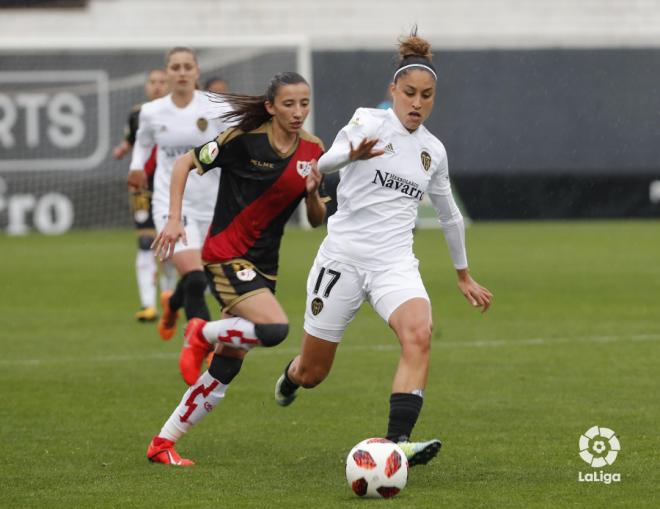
[
  {"left": 152, "top": 219, "right": 187, "bottom": 261},
  {"left": 127, "top": 169, "right": 147, "bottom": 190},
  {"left": 348, "top": 138, "right": 385, "bottom": 161}
]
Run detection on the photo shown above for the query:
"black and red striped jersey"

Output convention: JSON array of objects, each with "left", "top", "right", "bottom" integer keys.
[{"left": 192, "top": 120, "right": 325, "bottom": 277}]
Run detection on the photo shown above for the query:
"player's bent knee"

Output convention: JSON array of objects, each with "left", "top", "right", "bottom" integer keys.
[
  {"left": 138, "top": 235, "right": 154, "bottom": 251},
  {"left": 254, "top": 323, "right": 289, "bottom": 347},
  {"left": 184, "top": 270, "right": 208, "bottom": 294},
  {"left": 208, "top": 354, "right": 243, "bottom": 384}
]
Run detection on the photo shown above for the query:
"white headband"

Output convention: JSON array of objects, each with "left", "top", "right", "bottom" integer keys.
[{"left": 393, "top": 63, "right": 437, "bottom": 81}]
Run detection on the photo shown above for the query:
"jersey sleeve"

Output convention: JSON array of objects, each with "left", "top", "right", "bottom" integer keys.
[
  {"left": 128, "top": 106, "right": 155, "bottom": 172},
  {"left": 426, "top": 150, "right": 468, "bottom": 269},
  {"left": 191, "top": 127, "right": 242, "bottom": 175},
  {"left": 318, "top": 108, "right": 377, "bottom": 174}
]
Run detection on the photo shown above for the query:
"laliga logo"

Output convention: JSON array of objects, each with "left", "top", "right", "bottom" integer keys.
[{"left": 578, "top": 425, "right": 621, "bottom": 484}]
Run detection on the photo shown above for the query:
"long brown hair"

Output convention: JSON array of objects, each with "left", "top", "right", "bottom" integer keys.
[{"left": 212, "top": 72, "right": 309, "bottom": 132}]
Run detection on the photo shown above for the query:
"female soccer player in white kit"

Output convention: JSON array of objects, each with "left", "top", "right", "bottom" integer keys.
[
  {"left": 129, "top": 47, "right": 231, "bottom": 338},
  {"left": 274, "top": 30, "right": 493, "bottom": 467}
]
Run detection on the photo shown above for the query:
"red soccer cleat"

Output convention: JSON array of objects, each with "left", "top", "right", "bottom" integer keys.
[
  {"left": 180, "top": 318, "right": 213, "bottom": 385},
  {"left": 146, "top": 436, "right": 194, "bottom": 466},
  {"left": 158, "top": 290, "right": 179, "bottom": 341}
]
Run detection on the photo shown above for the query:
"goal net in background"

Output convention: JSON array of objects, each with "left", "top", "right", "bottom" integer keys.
[{"left": 0, "top": 37, "right": 312, "bottom": 235}]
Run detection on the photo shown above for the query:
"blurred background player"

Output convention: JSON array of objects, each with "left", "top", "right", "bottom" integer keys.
[
  {"left": 273, "top": 29, "right": 492, "bottom": 467},
  {"left": 129, "top": 47, "right": 232, "bottom": 339},
  {"left": 112, "top": 68, "right": 176, "bottom": 322},
  {"left": 146, "top": 72, "right": 327, "bottom": 466},
  {"left": 204, "top": 76, "right": 229, "bottom": 94}
]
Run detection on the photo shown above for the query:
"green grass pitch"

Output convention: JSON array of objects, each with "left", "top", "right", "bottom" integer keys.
[{"left": 1, "top": 221, "right": 658, "bottom": 508}]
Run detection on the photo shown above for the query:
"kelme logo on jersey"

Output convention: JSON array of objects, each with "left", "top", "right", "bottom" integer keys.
[
  {"left": 310, "top": 297, "right": 324, "bottom": 315},
  {"left": 197, "top": 117, "right": 209, "bottom": 132},
  {"left": 199, "top": 141, "right": 219, "bottom": 165},
  {"left": 297, "top": 161, "right": 313, "bottom": 178},
  {"left": 420, "top": 151, "right": 432, "bottom": 171},
  {"left": 372, "top": 169, "right": 424, "bottom": 201}
]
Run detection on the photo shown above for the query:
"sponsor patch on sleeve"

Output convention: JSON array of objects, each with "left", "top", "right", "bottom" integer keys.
[{"left": 199, "top": 141, "right": 219, "bottom": 165}]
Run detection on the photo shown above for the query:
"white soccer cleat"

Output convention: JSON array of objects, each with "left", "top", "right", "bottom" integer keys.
[{"left": 397, "top": 438, "right": 442, "bottom": 466}]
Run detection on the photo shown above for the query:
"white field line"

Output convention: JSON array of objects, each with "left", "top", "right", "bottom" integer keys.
[{"left": 1, "top": 333, "right": 659, "bottom": 368}]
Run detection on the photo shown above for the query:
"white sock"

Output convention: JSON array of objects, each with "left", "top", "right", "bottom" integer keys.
[
  {"left": 201, "top": 316, "right": 259, "bottom": 348},
  {"left": 136, "top": 249, "right": 157, "bottom": 308},
  {"left": 159, "top": 260, "right": 177, "bottom": 293},
  {"left": 158, "top": 371, "right": 228, "bottom": 442}
]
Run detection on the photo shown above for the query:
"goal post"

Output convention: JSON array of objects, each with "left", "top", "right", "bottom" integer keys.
[{"left": 0, "top": 36, "right": 313, "bottom": 235}]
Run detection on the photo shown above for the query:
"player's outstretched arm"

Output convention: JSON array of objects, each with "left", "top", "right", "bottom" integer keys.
[{"left": 151, "top": 152, "right": 195, "bottom": 260}]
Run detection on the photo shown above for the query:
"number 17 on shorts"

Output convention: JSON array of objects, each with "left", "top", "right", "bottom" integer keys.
[{"left": 303, "top": 254, "right": 363, "bottom": 343}]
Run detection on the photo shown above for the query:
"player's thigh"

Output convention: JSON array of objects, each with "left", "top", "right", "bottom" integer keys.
[
  {"left": 205, "top": 259, "right": 284, "bottom": 321},
  {"left": 388, "top": 298, "right": 432, "bottom": 350},
  {"left": 303, "top": 253, "right": 365, "bottom": 343},
  {"left": 368, "top": 262, "right": 432, "bottom": 333},
  {"left": 231, "top": 291, "right": 287, "bottom": 324}
]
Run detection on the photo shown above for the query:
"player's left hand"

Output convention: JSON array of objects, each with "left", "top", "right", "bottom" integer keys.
[
  {"left": 305, "top": 160, "right": 322, "bottom": 195},
  {"left": 457, "top": 273, "right": 493, "bottom": 313},
  {"left": 151, "top": 218, "right": 187, "bottom": 261}
]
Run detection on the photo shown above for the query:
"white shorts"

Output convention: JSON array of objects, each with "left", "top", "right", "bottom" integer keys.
[
  {"left": 303, "top": 251, "right": 430, "bottom": 342},
  {"left": 153, "top": 212, "right": 211, "bottom": 255}
]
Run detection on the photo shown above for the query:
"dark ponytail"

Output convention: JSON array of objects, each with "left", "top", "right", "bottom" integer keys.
[{"left": 211, "top": 72, "right": 309, "bottom": 132}]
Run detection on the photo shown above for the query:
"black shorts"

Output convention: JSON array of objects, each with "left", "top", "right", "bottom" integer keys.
[
  {"left": 129, "top": 189, "right": 155, "bottom": 232},
  {"left": 204, "top": 259, "right": 276, "bottom": 311}
]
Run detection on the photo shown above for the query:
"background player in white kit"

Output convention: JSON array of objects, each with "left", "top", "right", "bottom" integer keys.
[
  {"left": 129, "top": 47, "right": 231, "bottom": 339},
  {"left": 112, "top": 68, "right": 176, "bottom": 323},
  {"left": 274, "top": 29, "right": 493, "bottom": 467}
]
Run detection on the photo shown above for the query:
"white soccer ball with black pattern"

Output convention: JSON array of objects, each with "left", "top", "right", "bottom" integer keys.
[{"left": 345, "top": 438, "right": 408, "bottom": 498}]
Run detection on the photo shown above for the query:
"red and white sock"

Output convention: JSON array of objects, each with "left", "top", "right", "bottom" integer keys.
[
  {"left": 158, "top": 371, "right": 227, "bottom": 442},
  {"left": 201, "top": 317, "right": 259, "bottom": 349}
]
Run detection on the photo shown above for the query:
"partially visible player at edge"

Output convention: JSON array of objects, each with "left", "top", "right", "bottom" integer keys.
[
  {"left": 112, "top": 68, "right": 176, "bottom": 322},
  {"left": 273, "top": 29, "right": 493, "bottom": 467},
  {"left": 129, "top": 47, "right": 232, "bottom": 339},
  {"left": 146, "top": 72, "right": 327, "bottom": 466}
]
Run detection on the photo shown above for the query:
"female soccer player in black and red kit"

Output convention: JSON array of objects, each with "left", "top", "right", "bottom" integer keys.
[{"left": 146, "top": 72, "right": 327, "bottom": 466}]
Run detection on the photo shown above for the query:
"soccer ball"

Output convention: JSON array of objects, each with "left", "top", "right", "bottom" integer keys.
[{"left": 345, "top": 438, "right": 408, "bottom": 498}]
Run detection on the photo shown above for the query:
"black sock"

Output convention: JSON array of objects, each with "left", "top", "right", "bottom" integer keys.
[
  {"left": 182, "top": 270, "right": 210, "bottom": 321},
  {"left": 278, "top": 359, "right": 299, "bottom": 396},
  {"left": 169, "top": 276, "right": 186, "bottom": 312},
  {"left": 386, "top": 393, "right": 423, "bottom": 443}
]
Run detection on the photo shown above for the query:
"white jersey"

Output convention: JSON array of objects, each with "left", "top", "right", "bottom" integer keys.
[
  {"left": 318, "top": 107, "right": 467, "bottom": 270},
  {"left": 129, "top": 90, "right": 231, "bottom": 222}
]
